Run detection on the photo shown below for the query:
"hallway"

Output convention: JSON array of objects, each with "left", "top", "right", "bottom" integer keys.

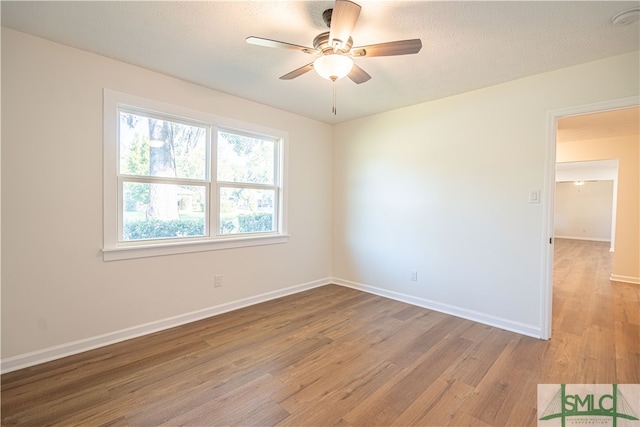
[{"left": 547, "top": 238, "right": 638, "bottom": 383}]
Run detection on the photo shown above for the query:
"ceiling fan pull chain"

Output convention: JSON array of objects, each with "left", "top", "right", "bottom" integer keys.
[{"left": 332, "top": 77, "right": 337, "bottom": 115}]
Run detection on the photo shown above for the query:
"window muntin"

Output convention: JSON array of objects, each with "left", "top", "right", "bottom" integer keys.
[{"left": 104, "top": 89, "right": 288, "bottom": 260}]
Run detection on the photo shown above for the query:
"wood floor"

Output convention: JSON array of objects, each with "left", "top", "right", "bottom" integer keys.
[{"left": 2, "top": 239, "right": 638, "bottom": 426}]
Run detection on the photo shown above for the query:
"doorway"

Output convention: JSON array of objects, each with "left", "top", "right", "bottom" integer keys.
[{"left": 541, "top": 98, "right": 639, "bottom": 339}]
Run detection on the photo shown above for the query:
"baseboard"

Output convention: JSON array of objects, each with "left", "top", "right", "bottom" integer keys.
[
  {"left": 332, "top": 278, "right": 542, "bottom": 339},
  {"left": 554, "top": 236, "right": 614, "bottom": 252},
  {"left": 554, "top": 235, "right": 611, "bottom": 243},
  {"left": 610, "top": 274, "right": 640, "bottom": 285},
  {"left": 1, "top": 278, "right": 332, "bottom": 374}
]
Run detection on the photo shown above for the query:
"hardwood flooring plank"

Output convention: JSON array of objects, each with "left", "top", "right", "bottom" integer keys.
[
  {"left": 274, "top": 360, "right": 401, "bottom": 426},
  {"left": 459, "top": 322, "right": 496, "bottom": 343},
  {"left": 392, "top": 304, "right": 430, "bottom": 321},
  {"left": 464, "top": 333, "right": 549, "bottom": 426},
  {"left": 448, "top": 411, "right": 493, "bottom": 427},
  {"left": 503, "top": 401, "right": 538, "bottom": 427},
  {"left": 614, "top": 282, "right": 640, "bottom": 325},
  {"left": 615, "top": 321, "right": 640, "bottom": 383},
  {"left": 442, "top": 327, "right": 515, "bottom": 387},
  {"left": 1, "top": 339, "right": 210, "bottom": 417},
  {"left": 156, "top": 373, "right": 288, "bottom": 426},
  {"left": 386, "top": 314, "right": 469, "bottom": 368},
  {"left": 578, "top": 323, "right": 617, "bottom": 383},
  {"left": 57, "top": 353, "right": 238, "bottom": 426},
  {"left": 391, "top": 377, "right": 474, "bottom": 426},
  {"left": 342, "top": 335, "right": 472, "bottom": 425},
  {"left": 121, "top": 364, "right": 271, "bottom": 425},
  {"left": 463, "top": 338, "right": 522, "bottom": 426},
  {"left": 1, "top": 383, "right": 111, "bottom": 427}
]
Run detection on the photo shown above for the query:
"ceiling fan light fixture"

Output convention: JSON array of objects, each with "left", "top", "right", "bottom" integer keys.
[
  {"left": 611, "top": 7, "right": 640, "bottom": 26},
  {"left": 313, "top": 54, "right": 353, "bottom": 81}
]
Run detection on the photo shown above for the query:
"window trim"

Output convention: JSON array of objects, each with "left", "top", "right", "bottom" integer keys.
[{"left": 103, "top": 89, "right": 289, "bottom": 261}]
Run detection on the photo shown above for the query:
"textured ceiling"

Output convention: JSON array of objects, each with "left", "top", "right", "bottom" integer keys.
[
  {"left": 2, "top": 1, "right": 639, "bottom": 124},
  {"left": 557, "top": 107, "right": 640, "bottom": 142}
]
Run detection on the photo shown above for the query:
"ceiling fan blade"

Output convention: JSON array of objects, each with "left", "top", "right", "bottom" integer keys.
[
  {"left": 280, "top": 62, "right": 315, "bottom": 80},
  {"left": 351, "top": 39, "right": 422, "bottom": 57},
  {"left": 348, "top": 63, "right": 371, "bottom": 84},
  {"left": 246, "top": 36, "right": 318, "bottom": 55},
  {"left": 329, "top": 0, "right": 361, "bottom": 51}
]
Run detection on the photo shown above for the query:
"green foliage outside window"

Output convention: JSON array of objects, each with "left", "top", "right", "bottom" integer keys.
[
  {"left": 238, "top": 213, "right": 273, "bottom": 233},
  {"left": 124, "top": 218, "right": 205, "bottom": 241},
  {"left": 123, "top": 213, "right": 272, "bottom": 240}
]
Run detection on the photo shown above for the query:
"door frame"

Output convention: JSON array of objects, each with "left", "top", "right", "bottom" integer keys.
[{"left": 541, "top": 96, "right": 639, "bottom": 339}]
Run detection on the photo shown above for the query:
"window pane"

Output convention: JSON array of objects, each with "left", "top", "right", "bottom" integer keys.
[
  {"left": 219, "top": 187, "right": 275, "bottom": 235},
  {"left": 123, "top": 182, "right": 206, "bottom": 241},
  {"left": 217, "top": 132, "right": 274, "bottom": 184},
  {"left": 119, "top": 111, "right": 207, "bottom": 180}
]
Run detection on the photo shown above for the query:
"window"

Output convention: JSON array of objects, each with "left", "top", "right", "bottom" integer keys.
[
  {"left": 103, "top": 90, "right": 288, "bottom": 260},
  {"left": 217, "top": 130, "right": 279, "bottom": 235}
]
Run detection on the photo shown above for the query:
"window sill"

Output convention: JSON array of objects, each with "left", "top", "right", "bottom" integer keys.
[{"left": 103, "top": 234, "right": 289, "bottom": 261}]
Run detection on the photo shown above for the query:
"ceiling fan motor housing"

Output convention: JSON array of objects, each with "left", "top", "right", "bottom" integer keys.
[{"left": 313, "top": 31, "right": 353, "bottom": 54}]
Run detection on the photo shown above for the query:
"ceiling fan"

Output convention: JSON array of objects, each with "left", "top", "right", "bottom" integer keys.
[{"left": 246, "top": 0, "right": 422, "bottom": 112}]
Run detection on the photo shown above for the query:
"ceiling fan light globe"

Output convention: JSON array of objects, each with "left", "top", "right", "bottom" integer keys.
[{"left": 314, "top": 54, "right": 353, "bottom": 81}]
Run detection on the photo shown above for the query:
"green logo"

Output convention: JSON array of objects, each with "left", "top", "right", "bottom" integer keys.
[{"left": 538, "top": 384, "right": 639, "bottom": 427}]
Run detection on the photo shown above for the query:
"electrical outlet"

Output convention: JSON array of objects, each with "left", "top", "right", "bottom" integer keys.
[
  {"left": 410, "top": 270, "right": 418, "bottom": 282},
  {"left": 214, "top": 275, "right": 223, "bottom": 288}
]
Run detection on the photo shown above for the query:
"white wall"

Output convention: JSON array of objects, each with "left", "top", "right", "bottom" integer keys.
[
  {"left": 333, "top": 51, "right": 639, "bottom": 336},
  {"left": 554, "top": 181, "right": 614, "bottom": 242},
  {"left": 1, "top": 29, "right": 334, "bottom": 364}
]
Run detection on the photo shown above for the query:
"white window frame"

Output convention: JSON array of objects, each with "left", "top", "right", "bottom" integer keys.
[{"left": 103, "top": 89, "right": 288, "bottom": 261}]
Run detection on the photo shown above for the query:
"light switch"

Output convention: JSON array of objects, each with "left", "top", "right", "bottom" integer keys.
[{"left": 529, "top": 190, "right": 540, "bottom": 204}]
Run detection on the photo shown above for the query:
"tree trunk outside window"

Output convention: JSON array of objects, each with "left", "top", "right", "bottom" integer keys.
[{"left": 147, "top": 119, "right": 179, "bottom": 220}]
